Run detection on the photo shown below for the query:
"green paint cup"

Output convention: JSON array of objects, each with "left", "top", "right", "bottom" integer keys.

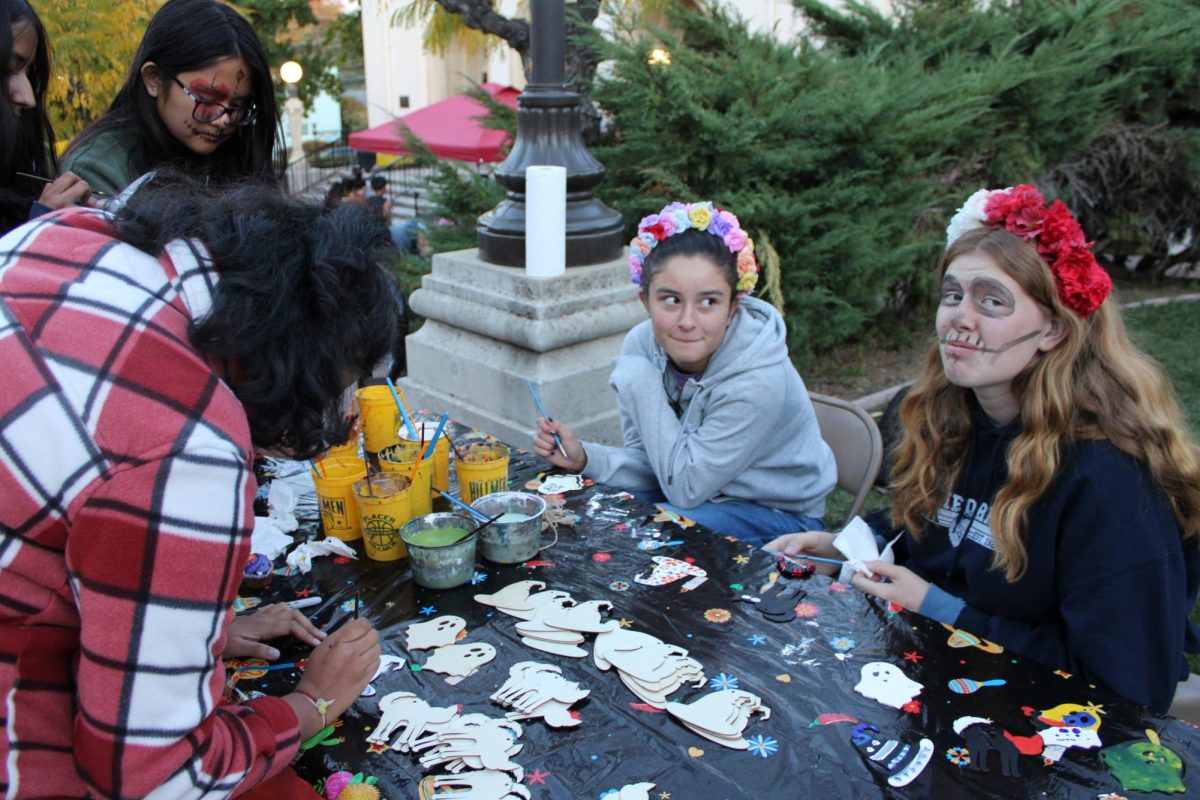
[{"left": 400, "top": 512, "right": 478, "bottom": 589}]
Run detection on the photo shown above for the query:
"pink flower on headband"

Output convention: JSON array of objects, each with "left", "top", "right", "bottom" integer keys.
[
  {"left": 628, "top": 200, "right": 760, "bottom": 296},
  {"left": 947, "top": 184, "right": 1110, "bottom": 317}
]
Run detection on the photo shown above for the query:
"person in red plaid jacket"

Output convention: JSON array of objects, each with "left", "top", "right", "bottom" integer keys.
[{"left": 0, "top": 175, "right": 396, "bottom": 797}]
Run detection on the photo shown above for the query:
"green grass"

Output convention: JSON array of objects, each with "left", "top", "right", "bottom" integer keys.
[{"left": 1124, "top": 299, "right": 1200, "bottom": 672}]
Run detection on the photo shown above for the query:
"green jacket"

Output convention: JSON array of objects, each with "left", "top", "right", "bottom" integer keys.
[{"left": 62, "top": 127, "right": 143, "bottom": 197}]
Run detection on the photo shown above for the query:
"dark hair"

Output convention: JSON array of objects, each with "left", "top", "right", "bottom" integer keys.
[
  {"left": 64, "top": 0, "right": 280, "bottom": 186},
  {"left": 370, "top": 174, "right": 387, "bottom": 192},
  {"left": 1, "top": 0, "right": 57, "bottom": 233},
  {"left": 640, "top": 228, "right": 738, "bottom": 294},
  {"left": 349, "top": 174, "right": 366, "bottom": 192},
  {"left": 115, "top": 173, "right": 398, "bottom": 459},
  {"left": 323, "top": 178, "right": 348, "bottom": 208}
]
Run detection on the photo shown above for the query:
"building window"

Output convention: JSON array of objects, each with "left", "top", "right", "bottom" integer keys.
[{"left": 399, "top": 95, "right": 410, "bottom": 109}]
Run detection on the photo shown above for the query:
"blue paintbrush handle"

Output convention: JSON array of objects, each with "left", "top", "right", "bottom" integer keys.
[
  {"left": 525, "top": 380, "right": 566, "bottom": 455},
  {"left": 385, "top": 377, "right": 418, "bottom": 439},
  {"left": 435, "top": 488, "right": 489, "bottom": 522}
]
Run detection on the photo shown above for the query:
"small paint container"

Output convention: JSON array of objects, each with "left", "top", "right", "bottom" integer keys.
[
  {"left": 400, "top": 512, "right": 478, "bottom": 589},
  {"left": 470, "top": 491, "right": 546, "bottom": 564}
]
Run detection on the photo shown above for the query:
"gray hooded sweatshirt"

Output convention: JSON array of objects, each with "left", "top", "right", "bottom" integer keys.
[{"left": 583, "top": 296, "right": 836, "bottom": 517}]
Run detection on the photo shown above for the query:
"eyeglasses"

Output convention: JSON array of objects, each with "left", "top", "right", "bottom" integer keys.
[{"left": 169, "top": 75, "right": 258, "bottom": 127}]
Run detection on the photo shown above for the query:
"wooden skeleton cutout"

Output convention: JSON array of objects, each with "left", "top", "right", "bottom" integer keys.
[
  {"left": 490, "top": 662, "right": 589, "bottom": 728},
  {"left": 428, "top": 770, "right": 532, "bottom": 800},
  {"left": 405, "top": 615, "right": 467, "bottom": 651},
  {"left": 474, "top": 580, "right": 547, "bottom": 614},
  {"left": 666, "top": 689, "right": 771, "bottom": 749},
  {"left": 412, "top": 713, "right": 524, "bottom": 775},
  {"left": 422, "top": 642, "right": 498, "bottom": 685},
  {"left": 366, "top": 691, "right": 459, "bottom": 752}
]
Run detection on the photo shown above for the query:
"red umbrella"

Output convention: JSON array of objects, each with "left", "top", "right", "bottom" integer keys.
[{"left": 347, "top": 83, "right": 519, "bottom": 163}]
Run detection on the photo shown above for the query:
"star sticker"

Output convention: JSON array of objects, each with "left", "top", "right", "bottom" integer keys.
[
  {"left": 1054, "top": 669, "right": 1072, "bottom": 679},
  {"left": 732, "top": 554, "right": 750, "bottom": 565},
  {"left": 419, "top": 605, "right": 437, "bottom": 616},
  {"left": 659, "top": 793, "right": 672, "bottom": 799},
  {"left": 525, "top": 768, "right": 549, "bottom": 785},
  {"left": 293, "top": 588, "right": 313, "bottom": 598},
  {"left": 385, "top": 601, "right": 395, "bottom": 608},
  {"left": 365, "top": 741, "right": 389, "bottom": 755},
  {"left": 618, "top": 618, "right": 633, "bottom": 628},
  {"left": 747, "top": 634, "right": 766, "bottom": 645},
  {"left": 903, "top": 651, "right": 924, "bottom": 663},
  {"left": 901, "top": 699, "right": 922, "bottom": 714}
]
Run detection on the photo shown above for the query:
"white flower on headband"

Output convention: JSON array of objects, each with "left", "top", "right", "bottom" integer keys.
[{"left": 945, "top": 187, "right": 1001, "bottom": 248}]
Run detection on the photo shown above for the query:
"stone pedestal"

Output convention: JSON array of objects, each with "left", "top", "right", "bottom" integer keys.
[{"left": 401, "top": 248, "right": 644, "bottom": 447}]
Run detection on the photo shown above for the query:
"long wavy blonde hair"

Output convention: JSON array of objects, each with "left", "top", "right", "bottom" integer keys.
[{"left": 890, "top": 226, "right": 1200, "bottom": 581}]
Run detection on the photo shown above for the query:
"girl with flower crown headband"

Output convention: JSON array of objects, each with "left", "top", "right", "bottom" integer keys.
[
  {"left": 769, "top": 185, "right": 1200, "bottom": 712},
  {"left": 532, "top": 200, "right": 836, "bottom": 546}
]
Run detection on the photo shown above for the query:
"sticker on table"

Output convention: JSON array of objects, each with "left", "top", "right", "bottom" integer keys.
[
  {"left": 537, "top": 473, "right": 585, "bottom": 494},
  {"left": 952, "top": 716, "right": 1023, "bottom": 777},
  {"left": 665, "top": 689, "right": 770, "bottom": 749},
  {"left": 1101, "top": 729, "right": 1186, "bottom": 795},
  {"left": 360, "top": 654, "right": 408, "bottom": 697},
  {"left": 634, "top": 556, "right": 707, "bottom": 590},
  {"left": 601, "top": 782, "right": 656, "bottom": 800},
  {"left": 941, "top": 623, "right": 1005, "bottom": 653},
  {"left": 948, "top": 677, "right": 1006, "bottom": 695},
  {"left": 854, "top": 662, "right": 924, "bottom": 709},
  {"left": 850, "top": 722, "right": 934, "bottom": 787},
  {"left": 653, "top": 507, "right": 696, "bottom": 528},
  {"left": 366, "top": 690, "right": 459, "bottom": 752}
]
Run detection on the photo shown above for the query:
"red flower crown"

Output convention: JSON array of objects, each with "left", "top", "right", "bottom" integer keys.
[{"left": 945, "top": 184, "right": 1111, "bottom": 318}]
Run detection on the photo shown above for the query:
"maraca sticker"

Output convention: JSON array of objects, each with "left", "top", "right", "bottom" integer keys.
[{"left": 948, "top": 677, "right": 1007, "bottom": 694}]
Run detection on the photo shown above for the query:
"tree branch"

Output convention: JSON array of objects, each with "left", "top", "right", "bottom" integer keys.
[{"left": 429, "top": 0, "right": 529, "bottom": 54}]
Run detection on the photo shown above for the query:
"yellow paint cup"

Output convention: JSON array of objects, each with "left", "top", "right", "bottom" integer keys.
[
  {"left": 353, "top": 473, "right": 413, "bottom": 561},
  {"left": 312, "top": 460, "right": 367, "bottom": 542},
  {"left": 324, "top": 437, "right": 360, "bottom": 462},
  {"left": 378, "top": 441, "right": 434, "bottom": 518},
  {"left": 400, "top": 422, "right": 451, "bottom": 493},
  {"left": 356, "top": 384, "right": 409, "bottom": 454},
  {"left": 454, "top": 443, "right": 510, "bottom": 504}
]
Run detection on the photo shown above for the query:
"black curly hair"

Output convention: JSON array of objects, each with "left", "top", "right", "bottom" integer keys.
[{"left": 115, "top": 173, "right": 399, "bottom": 459}]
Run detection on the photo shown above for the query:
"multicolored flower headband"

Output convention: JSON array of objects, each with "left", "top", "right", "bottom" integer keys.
[
  {"left": 945, "top": 184, "right": 1111, "bottom": 318},
  {"left": 629, "top": 201, "right": 760, "bottom": 295}
]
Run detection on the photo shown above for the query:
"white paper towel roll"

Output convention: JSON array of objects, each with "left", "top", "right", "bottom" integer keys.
[{"left": 525, "top": 165, "right": 566, "bottom": 278}]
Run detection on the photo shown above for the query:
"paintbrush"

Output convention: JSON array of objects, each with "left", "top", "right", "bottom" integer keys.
[
  {"left": 384, "top": 377, "right": 418, "bottom": 439},
  {"left": 444, "top": 511, "right": 504, "bottom": 546},
  {"left": 761, "top": 548, "right": 845, "bottom": 568},
  {"left": 16, "top": 171, "right": 111, "bottom": 199},
  {"left": 524, "top": 379, "right": 567, "bottom": 459},
  {"left": 434, "top": 488, "right": 489, "bottom": 522}
]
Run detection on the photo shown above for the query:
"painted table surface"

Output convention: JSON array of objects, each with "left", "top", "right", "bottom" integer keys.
[{"left": 243, "top": 425, "right": 1200, "bottom": 800}]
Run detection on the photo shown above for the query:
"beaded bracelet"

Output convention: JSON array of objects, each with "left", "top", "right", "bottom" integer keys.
[{"left": 295, "top": 689, "right": 334, "bottom": 727}]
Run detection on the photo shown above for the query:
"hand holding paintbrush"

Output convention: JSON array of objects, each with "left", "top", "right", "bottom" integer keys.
[{"left": 16, "top": 171, "right": 106, "bottom": 209}]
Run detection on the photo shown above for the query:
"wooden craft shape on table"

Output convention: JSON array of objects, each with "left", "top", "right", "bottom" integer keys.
[
  {"left": 405, "top": 615, "right": 468, "bottom": 651},
  {"left": 474, "top": 580, "right": 547, "bottom": 613},
  {"left": 593, "top": 628, "right": 706, "bottom": 708},
  {"left": 413, "top": 714, "right": 525, "bottom": 775},
  {"left": 665, "top": 689, "right": 771, "bottom": 749},
  {"left": 614, "top": 783, "right": 656, "bottom": 800},
  {"left": 491, "top": 662, "right": 589, "bottom": 728},
  {"left": 422, "top": 642, "right": 498, "bottom": 684},
  {"left": 854, "top": 661, "right": 924, "bottom": 709},
  {"left": 427, "top": 769, "right": 531, "bottom": 800},
  {"left": 367, "top": 691, "right": 460, "bottom": 752},
  {"left": 543, "top": 599, "right": 618, "bottom": 634},
  {"left": 514, "top": 596, "right": 588, "bottom": 658}
]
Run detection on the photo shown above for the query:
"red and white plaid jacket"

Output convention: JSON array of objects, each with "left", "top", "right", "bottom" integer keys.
[{"left": 0, "top": 209, "right": 299, "bottom": 798}]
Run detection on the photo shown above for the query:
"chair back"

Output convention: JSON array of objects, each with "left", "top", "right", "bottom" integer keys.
[{"left": 810, "top": 392, "right": 884, "bottom": 522}]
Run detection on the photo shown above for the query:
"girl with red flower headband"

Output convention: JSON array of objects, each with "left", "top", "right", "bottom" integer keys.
[
  {"left": 533, "top": 200, "right": 836, "bottom": 546},
  {"left": 769, "top": 185, "right": 1200, "bottom": 712}
]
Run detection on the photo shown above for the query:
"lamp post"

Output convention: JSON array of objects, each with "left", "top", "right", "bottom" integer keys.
[
  {"left": 476, "top": 0, "right": 624, "bottom": 267},
  {"left": 280, "top": 60, "right": 305, "bottom": 164}
]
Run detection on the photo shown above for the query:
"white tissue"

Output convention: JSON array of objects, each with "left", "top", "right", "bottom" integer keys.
[
  {"left": 266, "top": 481, "right": 298, "bottom": 532},
  {"left": 833, "top": 516, "right": 902, "bottom": 584},
  {"left": 250, "top": 516, "right": 293, "bottom": 560},
  {"left": 285, "top": 537, "right": 358, "bottom": 574}
]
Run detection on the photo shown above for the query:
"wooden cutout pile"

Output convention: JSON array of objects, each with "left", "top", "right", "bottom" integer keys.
[
  {"left": 665, "top": 689, "right": 771, "bottom": 749},
  {"left": 368, "top": 691, "right": 460, "bottom": 752},
  {"left": 593, "top": 628, "right": 706, "bottom": 709},
  {"left": 491, "top": 661, "right": 589, "bottom": 728},
  {"left": 412, "top": 713, "right": 525, "bottom": 774}
]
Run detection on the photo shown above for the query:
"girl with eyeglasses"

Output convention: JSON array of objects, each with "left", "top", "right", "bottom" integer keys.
[
  {"left": 1, "top": 0, "right": 95, "bottom": 234},
  {"left": 63, "top": 0, "right": 280, "bottom": 195}
]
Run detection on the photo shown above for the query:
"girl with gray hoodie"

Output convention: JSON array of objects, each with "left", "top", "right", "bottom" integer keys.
[{"left": 533, "top": 201, "right": 835, "bottom": 546}]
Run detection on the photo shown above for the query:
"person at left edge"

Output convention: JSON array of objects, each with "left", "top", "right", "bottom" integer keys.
[
  {"left": 1, "top": 0, "right": 93, "bottom": 235},
  {"left": 0, "top": 173, "right": 395, "bottom": 797}
]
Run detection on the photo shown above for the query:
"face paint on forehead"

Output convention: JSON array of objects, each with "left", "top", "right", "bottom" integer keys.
[{"left": 189, "top": 77, "right": 231, "bottom": 99}]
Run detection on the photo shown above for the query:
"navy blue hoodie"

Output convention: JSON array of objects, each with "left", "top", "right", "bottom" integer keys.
[{"left": 887, "top": 400, "right": 1200, "bottom": 712}]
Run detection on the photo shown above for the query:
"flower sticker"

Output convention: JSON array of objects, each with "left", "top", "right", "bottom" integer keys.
[
  {"left": 709, "top": 672, "right": 740, "bottom": 691},
  {"left": 946, "top": 746, "right": 971, "bottom": 767},
  {"left": 746, "top": 734, "right": 779, "bottom": 758},
  {"left": 704, "top": 608, "right": 732, "bottom": 624}
]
